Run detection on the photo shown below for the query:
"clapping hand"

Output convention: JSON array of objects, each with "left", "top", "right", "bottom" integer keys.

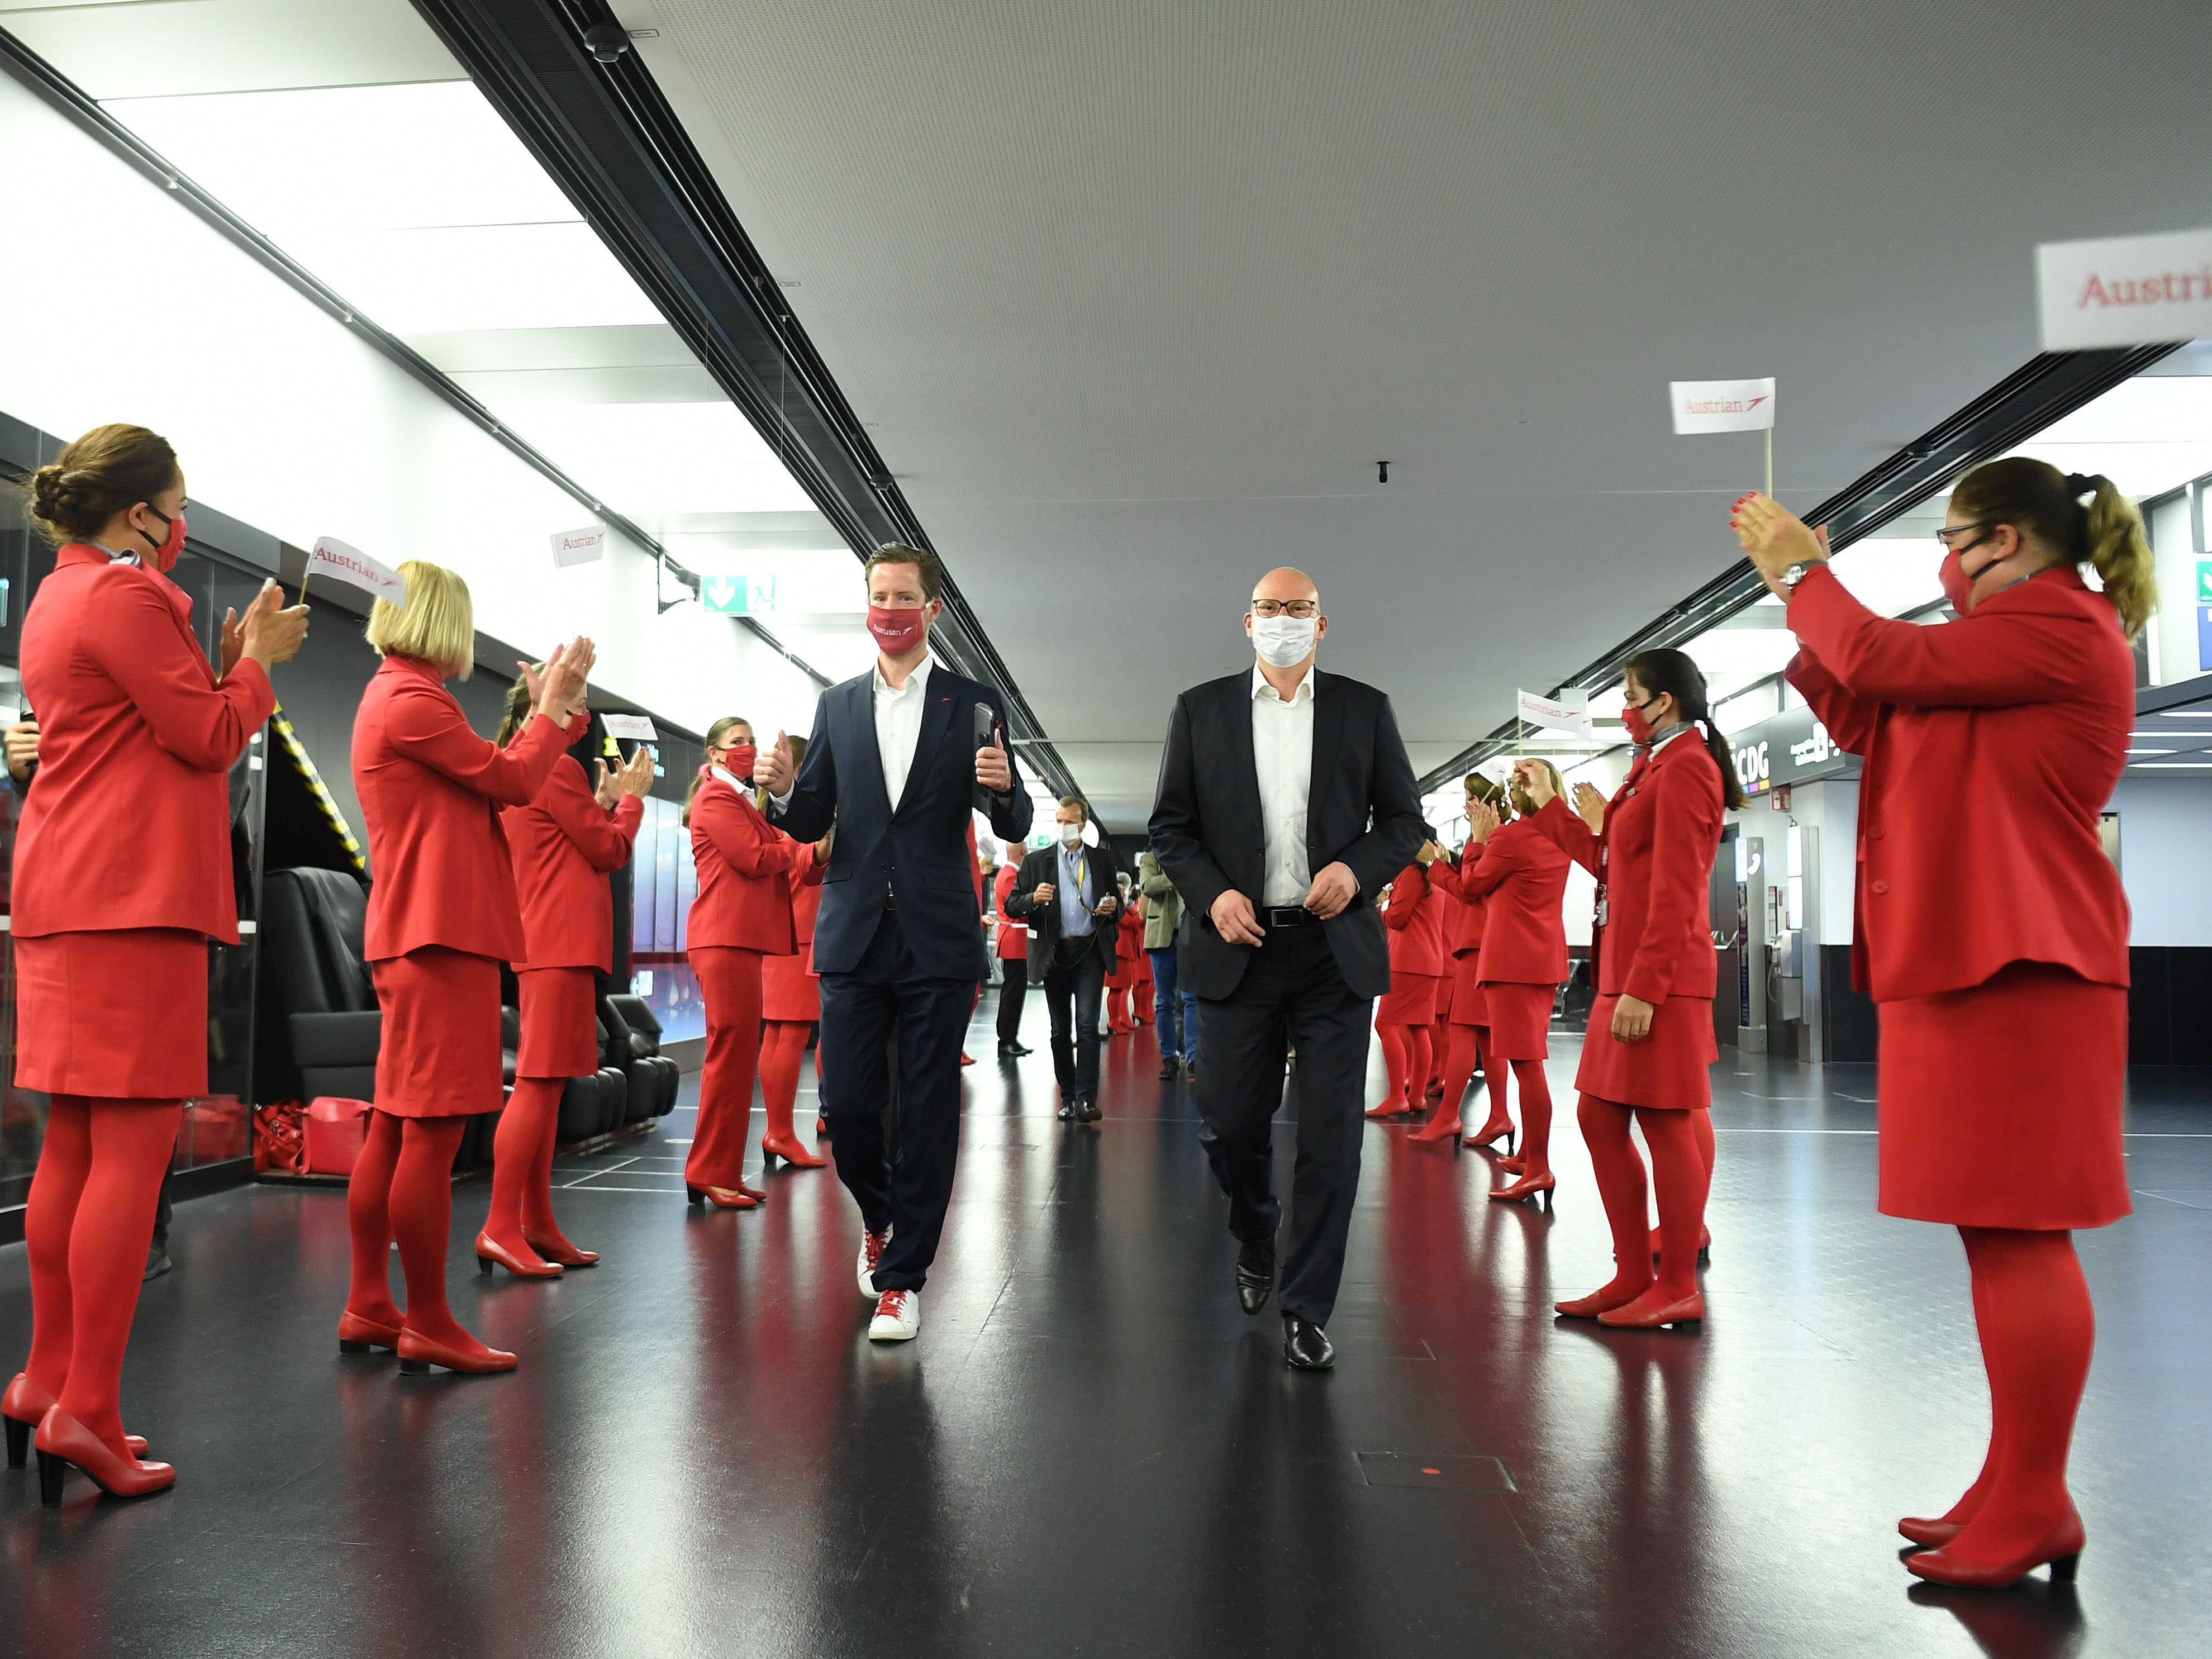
[
  {"left": 1466, "top": 798, "right": 1501, "bottom": 844},
  {"left": 237, "top": 580, "right": 310, "bottom": 672},
  {"left": 1512, "top": 758, "right": 1558, "bottom": 811},
  {"left": 1571, "top": 782, "right": 1606, "bottom": 831},
  {"left": 1729, "top": 493, "right": 1830, "bottom": 597},
  {"left": 522, "top": 638, "right": 595, "bottom": 722}
]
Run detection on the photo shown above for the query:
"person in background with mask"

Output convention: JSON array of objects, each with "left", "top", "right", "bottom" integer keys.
[
  {"left": 1006, "top": 797, "right": 1122, "bottom": 1122},
  {"left": 682, "top": 717, "right": 795, "bottom": 1210},
  {"left": 1105, "top": 870, "right": 1141, "bottom": 1034},
  {"left": 1733, "top": 464, "right": 2148, "bottom": 1590},
  {"left": 1149, "top": 567, "right": 1423, "bottom": 1370},
  {"left": 1367, "top": 836, "right": 1448, "bottom": 1119},
  {"left": 1126, "top": 877, "right": 1154, "bottom": 1027},
  {"left": 6, "top": 425, "right": 305, "bottom": 1502},
  {"left": 1137, "top": 848, "right": 1187, "bottom": 1080},
  {"left": 759, "top": 736, "right": 833, "bottom": 1171},
  {"left": 1459, "top": 760, "right": 1572, "bottom": 1201},
  {"left": 992, "top": 850, "right": 1033, "bottom": 1056},
  {"left": 1420, "top": 775, "right": 1507, "bottom": 1145},
  {"left": 755, "top": 544, "right": 1033, "bottom": 1343}
]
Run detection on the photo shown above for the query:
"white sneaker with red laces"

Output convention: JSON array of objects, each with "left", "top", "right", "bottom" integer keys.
[
  {"left": 856, "top": 1227, "right": 891, "bottom": 1299},
  {"left": 868, "top": 1288, "right": 920, "bottom": 1342}
]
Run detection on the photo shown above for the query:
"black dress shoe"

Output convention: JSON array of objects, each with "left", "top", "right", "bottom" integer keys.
[
  {"left": 1283, "top": 1315, "right": 1334, "bottom": 1370},
  {"left": 1077, "top": 1097, "right": 1103, "bottom": 1124},
  {"left": 1158, "top": 1058, "right": 1181, "bottom": 1081},
  {"left": 1057, "top": 1097, "right": 1076, "bottom": 1121},
  {"left": 1235, "top": 1237, "right": 1276, "bottom": 1315},
  {"left": 1000, "top": 1041, "right": 1032, "bottom": 1057}
]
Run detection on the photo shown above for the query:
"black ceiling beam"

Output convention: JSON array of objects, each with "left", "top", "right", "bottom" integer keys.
[
  {"left": 1418, "top": 343, "right": 2180, "bottom": 790},
  {"left": 408, "top": 0, "right": 1084, "bottom": 807}
]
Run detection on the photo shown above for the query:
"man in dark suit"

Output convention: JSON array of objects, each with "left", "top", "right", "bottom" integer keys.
[
  {"left": 1004, "top": 796, "right": 1122, "bottom": 1123},
  {"left": 757, "top": 544, "right": 1034, "bottom": 1343},
  {"left": 1148, "top": 566, "right": 1423, "bottom": 1368}
]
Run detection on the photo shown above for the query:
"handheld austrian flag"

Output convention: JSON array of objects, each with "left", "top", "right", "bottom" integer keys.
[
  {"left": 306, "top": 538, "right": 405, "bottom": 607},
  {"left": 1669, "top": 375, "right": 1778, "bottom": 495}
]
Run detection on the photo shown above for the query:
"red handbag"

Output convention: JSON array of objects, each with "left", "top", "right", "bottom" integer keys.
[
  {"left": 254, "top": 1101, "right": 307, "bottom": 1174},
  {"left": 303, "top": 1097, "right": 375, "bottom": 1177}
]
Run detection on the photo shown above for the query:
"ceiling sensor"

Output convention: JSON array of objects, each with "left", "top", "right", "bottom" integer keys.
[
  {"left": 1377, "top": 461, "right": 1391, "bottom": 483},
  {"left": 582, "top": 25, "right": 631, "bottom": 63}
]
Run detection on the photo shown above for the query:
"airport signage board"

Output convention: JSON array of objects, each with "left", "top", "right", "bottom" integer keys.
[
  {"left": 1727, "top": 704, "right": 1859, "bottom": 799},
  {"left": 2036, "top": 227, "right": 2212, "bottom": 350}
]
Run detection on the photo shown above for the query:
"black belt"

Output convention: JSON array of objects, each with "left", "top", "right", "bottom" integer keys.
[{"left": 1262, "top": 906, "right": 1317, "bottom": 929}]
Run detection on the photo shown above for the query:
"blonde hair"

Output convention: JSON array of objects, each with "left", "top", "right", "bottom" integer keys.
[
  {"left": 1950, "top": 458, "right": 2158, "bottom": 640},
  {"left": 366, "top": 560, "right": 475, "bottom": 678}
]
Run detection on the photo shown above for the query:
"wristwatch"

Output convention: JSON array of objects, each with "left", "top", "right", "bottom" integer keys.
[{"left": 1780, "top": 560, "right": 1824, "bottom": 590}]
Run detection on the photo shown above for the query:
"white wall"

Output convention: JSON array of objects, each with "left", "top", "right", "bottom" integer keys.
[
  {"left": 0, "top": 77, "right": 821, "bottom": 740},
  {"left": 2107, "top": 775, "right": 2212, "bottom": 947}
]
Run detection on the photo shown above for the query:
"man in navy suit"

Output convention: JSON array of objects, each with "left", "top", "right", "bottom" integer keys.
[{"left": 758, "top": 544, "right": 1033, "bottom": 1342}]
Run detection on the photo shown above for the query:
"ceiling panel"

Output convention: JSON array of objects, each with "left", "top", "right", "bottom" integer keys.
[{"left": 1, "top": 0, "right": 460, "bottom": 97}]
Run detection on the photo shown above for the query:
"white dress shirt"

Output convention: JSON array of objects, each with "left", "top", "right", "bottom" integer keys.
[
  {"left": 1250, "top": 663, "right": 1315, "bottom": 907},
  {"left": 872, "top": 654, "right": 933, "bottom": 807}
]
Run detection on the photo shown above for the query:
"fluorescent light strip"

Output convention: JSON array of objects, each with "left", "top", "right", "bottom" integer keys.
[
  {"left": 2152, "top": 711, "right": 2212, "bottom": 719},
  {"left": 2127, "top": 748, "right": 2177, "bottom": 755},
  {"left": 2129, "top": 762, "right": 2212, "bottom": 769}
]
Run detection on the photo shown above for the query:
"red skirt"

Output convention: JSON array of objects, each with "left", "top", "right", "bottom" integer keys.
[
  {"left": 1482, "top": 980, "right": 1556, "bottom": 1059},
  {"left": 516, "top": 966, "right": 600, "bottom": 1080},
  {"left": 1876, "top": 961, "right": 2129, "bottom": 1229},
  {"left": 1377, "top": 969, "right": 1438, "bottom": 1025},
  {"left": 15, "top": 927, "right": 207, "bottom": 1099},
  {"left": 1448, "top": 952, "right": 1488, "bottom": 1026},
  {"left": 1576, "top": 994, "right": 1716, "bottom": 1110},
  {"left": 372, "top": 947, "right": 503, "bottom": 1118},
  {"left": 1434, "top": 976, "right": 1454, "bottom": 1023},
  {"left": 762, "top": 944, "right": 820, "bottom": 1023}
]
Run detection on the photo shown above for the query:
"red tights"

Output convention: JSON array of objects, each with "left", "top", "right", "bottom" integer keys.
[
  {"left": 1646, "top": 1107, "right": 1714, "bottom": 1254},
  {"left": 1927, "top": 1228, "right": 2092, "bottom": 1566},
  {"left": 1497, "top": 1059, "right": 1554, "bottom": 1175},
  {"left": 483, "top": 1077, "right": 573, "bottom": 1263},
  {"left": 759, "top": 1021, "right": 818, "bottom": 1150},
  {"left": 21, "top": 1097, "right": 179, "bottom": 1453},
  {"left": 1428, "top": 1016, "right": 1450, "bottom": 1092},
  {"left": 1576, "top": 1095, "right": 1710, "bottom": 1304},
  {"left": 1437, "top": 1024, "right": 1490, "bottom": 1132},
  {"left": 346, "top": 1112, "right": 480, "bottom": 1353},
  {"left": 1106, "top": 986, "right": 1133, "bottom": 1034},
  {"left": 1374, "top": 1020, "right": 1431, "bottom": 1114}
]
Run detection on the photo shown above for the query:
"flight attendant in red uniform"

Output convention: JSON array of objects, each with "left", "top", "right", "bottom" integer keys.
[
  {"left": 1520, "top": 646, "right": 1731, "bottom": 1331},
  {"left": 1733, "top": 462, "right": 2150, "bottom": 1589},
  {"left": 760, "top": 739, "right": 831, "bottom": 1171},
  {"left": 1367, "top": 840, "right": 1448, "bottom": 1118},
  {"left": 992, "top": 855, "right": 1031, "bottom": 1054},
  {"left": 1418, "top": 775, "right": 1506, "bottom": 1144},
  {"left": 1105, "top": 880, "right": 1140, "bottom": 1034},
  {"left": 1129, "top": 878, "right": 1154, "bottom": 1023},
  {"left": 1460, "top": 763, "right": 1572, "bottom": 1202},
  {"left": 344, "top": 562, "right": 587, "bottom": 1375},
  {"left": 481, "top": 692, "right": 653, "bottom": 1275},
  {"left": 684, "top": 717, "right": 796, "bottom": 1209},
  {"left": 6, "top": 425, "right": 306, "bottom": 1503}
]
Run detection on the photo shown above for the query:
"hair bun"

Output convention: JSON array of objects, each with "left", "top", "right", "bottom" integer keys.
[{"left": 2064, "top": 472, "right": 2097, "bottom": 497}]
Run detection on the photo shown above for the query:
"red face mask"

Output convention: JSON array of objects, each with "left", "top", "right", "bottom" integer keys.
[
  {"left": 867, "top": 603, "right": 929, "bottom": 655},
  {"left": 1938, "top": 547, "right": 1974, "bottom": 612},
  {"left": 722, "top": 743, "right": 758, "bottom": 781},
  {"left": 1622, "top": 701, "right": 1653, "bottom": 746},
  {"left": 141, "top": 507, "right": 186, "bottom": 573}
]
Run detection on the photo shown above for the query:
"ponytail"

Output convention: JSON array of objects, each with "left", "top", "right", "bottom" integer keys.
[
  {"left": 1623, "top": 647, "right": 1744, "bottom": 811},
  {"left": 1951, "top": 457, "right": 2158, "bottom": 640},
  {"left": 494, "top": 668, "right": 534, "bottom": 747}
]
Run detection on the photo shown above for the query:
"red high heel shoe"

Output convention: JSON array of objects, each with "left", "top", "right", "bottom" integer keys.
[
  {"left": 1555, "top": 1283, "right": 1651, "bottom": 1319},
  {"left": 1463, "top": 1118, "right": 1515, "bottom": 1152},
  {"left": 474, "top": 1231, "right": 562, "bottom": 1278},
  {"left": 525, "top": 1232, "right": 598, "bottom": 1268},
  {"left": 1905, "top": 1508, "right": 2084, "bottom": 1589},
  {"left": 1597, "top": 1289, "right": 1705, "bottom": 1330},
  {"left": 4, "top": 1373, "right": 145, "bottom": 1466},
  {"left": 1409, "top": 1113, "right": 1462, "bottom": 1144},
  {"left": 1490, "top": 1172, "right": 1556, "bottom": 1204},
  {"left": 337, "top": 1309, "right": 405, "bottom": 1356},
  {"left": 760, "top": 1134, "right": 826, "bottom": 1169},
  {"left": 34, "top": 1407, "right": 175, "bottom": 1505},
  {"left": 1496, "top": 1151, "right": 1528, "bottom": 1173},
  {"left": 1899, "top": 1517, "right": 1966, "bottom": 1548},
  {"left": 687, "top": 1185, "right": 757, "bottom": 1210},
  {"left": 396, "top": 1328, "right": 517, "bottom": 1375}
]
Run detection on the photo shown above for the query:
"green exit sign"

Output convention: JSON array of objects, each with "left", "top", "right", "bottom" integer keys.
[
  {"left": 2197, "top": 560, "right": 2212, "bottom": 605},
  {"left": 702, "top": 574, "right": 776, "bottom": 615}
]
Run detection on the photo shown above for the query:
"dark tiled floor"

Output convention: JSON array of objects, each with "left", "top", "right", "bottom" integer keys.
[{"left": 3, "top": 998, "right": 2209, "bottom": 1657}]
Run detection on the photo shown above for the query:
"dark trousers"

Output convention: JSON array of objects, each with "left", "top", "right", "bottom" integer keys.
[
  {"left": 1148, "top": 947, "right": 1183, "bottom": 1058},
  {"left": 995, "top": 964, "right": 1028, "bottom": 1046},
  {"left": 1041, "top": 939, "right": 1106, "bottom": 1102},
  {"left": 819, "top": 907, "right": 977, "bottom": 1293},
  {"left": 1193, "top": 923, "right": 1371, "bottom": 1327}
]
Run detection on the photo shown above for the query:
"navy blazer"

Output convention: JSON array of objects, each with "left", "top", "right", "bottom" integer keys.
[
  {"left": 1148, "top": 668, "right": 1423, "bottom": 1000},
  {"left": 769, "top": 662, "right": 1034, "bottom": 981}
]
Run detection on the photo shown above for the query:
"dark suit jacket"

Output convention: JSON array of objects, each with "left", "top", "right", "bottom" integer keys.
[
  {"left": 1148, "top": 667, "right": 1422, "bottom": 999},
  {"left": 1004, "top": 843, "right": 1122, "bottom": 983},
  {"left": 769, "top": 663, "right": 1034, "bottom": 981}
]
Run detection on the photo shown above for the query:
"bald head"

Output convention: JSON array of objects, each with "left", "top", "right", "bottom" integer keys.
[{"left": 1252, "top": 567, "right": 1319, "bottom": 606}]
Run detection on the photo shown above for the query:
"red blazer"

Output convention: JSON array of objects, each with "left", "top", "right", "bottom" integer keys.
[
  {"left": 1426, "top": 846, "right": 1490, "bottom": 956},
  {"left": 355, "top": 654, "right": 572, "bottom": 963},
  {"left": 1464, "top": 815, "right": 1571, "bottom": 985},
  {"left": 501, "top": 754, "right": 644, "bottom": 972},
  {"left": 1531, "top": 731, "right": 1722, "bottom": 1004},
  {"left": 15, "top": 545, "right": 273, "bottom": 942},
  {"left": 993, "top": 861, "right": 1027, "bottom": 960},
  {"left": 1381, "top": 861, "right": 1448, "bottom": 977},
  {"left": 687, "top": 769, "right": 797, "bottom": 954},
  {"left": 1784, "top": 563, "right": 2132, "bottom": 1001}
]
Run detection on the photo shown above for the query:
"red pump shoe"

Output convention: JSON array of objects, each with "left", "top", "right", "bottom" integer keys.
[
  {"left": 1490, "top": 1172, "right": 1556, "bottom": 1204},
  {"left": 1555, "top": 1283, "right": 1650, "bottom": 1319},
  {"left": 688, "top": 1185, "right": 758, "bottom": 1210},
  {"left": 1597, "top": 1289, "right": 1705, "bottom": 1331},
  {"left": 759, "top": 1134, "right": 826, "bottom": 1170},
  {"left": 1905, "top": 1508, "right": 2084, "bottom": 1589},
  {"left": 474, "top": 1231, "right": 562, "bottom": 1279},
  {"left": 1899, "top": 1517, "right": 1966, "bottom": 1549},
  {"left": 396, "top": 1328, "right": 517, "bottom": 1375},
  {"left": 34, "top": 1407, "right": 175, "bottom": 1506},
  {"left": 5, "top": 1373, "right": 145, "bottom": 1466},
  {"left": 525, "top": 1232, "right": 599, "bottom": 1268},
  {"left": 337, "top": 1309, "right": 405, "bottom": 1356}
]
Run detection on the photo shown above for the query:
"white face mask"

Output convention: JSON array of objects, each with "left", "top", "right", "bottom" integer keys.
[
  {"left": 1057, "top": 821, "right": 1084, "bottom": 847},
  {"left": 1250, "top": 613, "right": 1318, "bottom": 669}
]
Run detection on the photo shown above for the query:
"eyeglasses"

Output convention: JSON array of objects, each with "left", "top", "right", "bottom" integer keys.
[
  {"left": 1250, "top": 599, "right": 1319, "bottom": 618},
  {"left": 1933, "top": 522, "right": 1994, "bottom": 550}
]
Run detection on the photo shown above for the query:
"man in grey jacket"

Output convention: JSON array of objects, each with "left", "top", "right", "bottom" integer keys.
[{"left": 1137, "top": 849, "right": 1194, "bottom": 1081}]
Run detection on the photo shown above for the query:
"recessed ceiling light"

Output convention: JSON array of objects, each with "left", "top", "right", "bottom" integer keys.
[{"left": 2127, "top": 748, "right": 2176, "bottom": 755}]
